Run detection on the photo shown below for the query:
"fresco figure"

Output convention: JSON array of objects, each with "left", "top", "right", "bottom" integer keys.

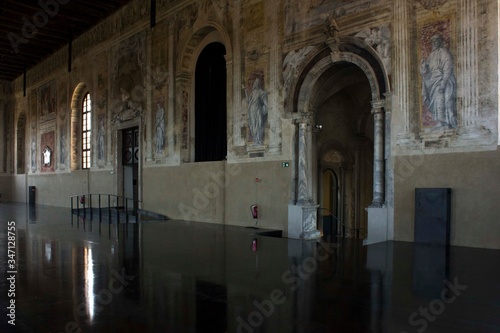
[
  {"left": 31, "top": 137, "right": 36, "bottom": 170},
  {"left": 420, "top": 34, "right": 457, "bottom": 129},
  {"left": 155, "top": 101, "right": 165, "bottom": 153},
  {"left": 98, "top": 117, "right": 105, "bottom": 161},
  {"left": 245, "top": 78, "right": 268, "bottom": 146},
  {"left": 60, "top": 128, "right": 67, "bottom": 165}
]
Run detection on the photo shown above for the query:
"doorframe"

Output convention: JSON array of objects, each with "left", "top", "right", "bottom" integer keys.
[
  {"left": 287, "top": 37, "right": 391, "bottom": 240},
  {"left": 114, "top": 119, "right": 141, "bottom": 209}
]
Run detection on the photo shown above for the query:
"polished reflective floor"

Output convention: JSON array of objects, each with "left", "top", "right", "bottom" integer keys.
[{"left": 1, "top": 202, "right": 499, "bottom": 333}]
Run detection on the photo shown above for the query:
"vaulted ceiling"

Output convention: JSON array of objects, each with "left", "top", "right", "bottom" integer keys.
[{"left": 0, "top": 0, "right": 133, "bottom": 81}]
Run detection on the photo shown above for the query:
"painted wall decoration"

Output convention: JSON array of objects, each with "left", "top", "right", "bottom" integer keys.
[
  {"left": 41, "top": 131, "right": 55, "bottom": 173},
  {"left": 96, "top": 52, "right": 108, "bottom": 110},
  {"left": 97, "top": 114, "right": 106, "bottom": 162},
  {"left": 154, "top": 97, "right": 166, "bottom": 155},
  {"left": 58, "top": 79, "right": 68, "bottom": 169},
  {"left": 110, "top": 33, "right": 146, "bottom": 123},
  {"left": 417, "top": 0, "right": 448, "bottom": 10},
  {"left": 29, "top": 90, "right": 37, "bottom": 132},
  {"left": 16, "top": 114, "right": 26, "bottom": 173},
  {"left": 243, "top": 71, "right": 268, "bottom": 146},
  {"left": 177, "top": 3, "right": 198, "bottom": 41},
  {"left": 30, "top": 136, "right": 36, "bottom": 172},
  {"left": 181, "top": 90, "right": 189, "bottom": 150},
  {"left": 29, "top": 89, "right": 37, "bottom": 172},
  {"left": 282, "top": 46, "right": 315, "bottom": 108},
  {"left": 355, "top": 25, "right": 391, "bottom": 75},
  {"left": 59, "top": 126, "right": 67, "bottom": 167},
  {"left": 284, "top": 0, "right": 385, "bottom": 34},
  {"left": 419, "top": 20, "right": 457, "bottom": 130},
  {"left": 243, "top": 2, "right": 264, "bottom": 32},
  {"left": 151, "top": 37, "right": 168, "bottom": 91},
  {"left": 39, "top": 80, "right": 57, "bottom": 123}
]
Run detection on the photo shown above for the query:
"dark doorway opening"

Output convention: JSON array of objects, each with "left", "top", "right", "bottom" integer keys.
[
  {"left": 195, "top": 42, "right": 227, "bottom": 162},
  {"left": 122, "top": 127, "right": 139, "bottom": 213}
]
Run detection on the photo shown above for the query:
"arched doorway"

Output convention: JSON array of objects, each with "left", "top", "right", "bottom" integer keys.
[
  {"left": 175, "top": 25, "right": 233, "bottom": 163},
  {"left": 288, "top": 37, "right": 390, "bottom": 241},
  {"left": 320, "top": 168, "right": 340, "bottom": 240},
  {"left": 195, "top": 42, "right": 227, "bottom": 162},
  {"left": 315, "top": 63, "right": 374, "bottom": 239}
]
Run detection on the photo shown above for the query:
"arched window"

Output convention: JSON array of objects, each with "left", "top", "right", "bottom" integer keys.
[{"left": 82, "top": 93, "right": 92, "bottom": 169}]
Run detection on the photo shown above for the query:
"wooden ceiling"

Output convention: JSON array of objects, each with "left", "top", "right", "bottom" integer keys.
[{"left": 0, "top": 0, "right": 133, "bottom": 81}]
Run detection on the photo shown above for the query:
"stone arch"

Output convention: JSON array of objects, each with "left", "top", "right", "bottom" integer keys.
[
  {"left": 177, "top": 22, "right": 233, "bottom": 72},
  {"left": 287, "top": 37, "right": 390, "bottom": 114},
  {"left": 176, "top": 22, "right": 233, "bottom": 162},
  {"left": 297, "top": 52, "right": 381, "bottom": 115},
  {"left": 16, "top": 112, "right": 27, "bottom": 174},
  {"left": 70, "top": 82, "right": 89, "bottom": 170}
]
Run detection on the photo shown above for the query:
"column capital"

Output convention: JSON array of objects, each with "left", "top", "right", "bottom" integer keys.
[
  {"left": 371, "top": 99, "right": 385, "bottom": 114},
  {"left": 293, "top": 111, "right": 313, "bottom": 125}
]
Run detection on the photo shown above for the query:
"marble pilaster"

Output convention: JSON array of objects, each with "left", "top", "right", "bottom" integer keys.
[
  {"left": 458, "top": 0, "right": 480, "bottom": 136},
  {"left": 394, "top": 0, "right": 415, "bottom": 143}
]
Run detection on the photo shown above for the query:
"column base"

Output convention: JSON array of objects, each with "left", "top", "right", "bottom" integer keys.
[
  {"left": 363, "top": 206, "right": 389, "bottom": 246},
  {"left": 287, "top": 203, "right": 321, "bottom": 240},
  {"left": 300, "top": 229, "right": 321, "bottom": 240}
]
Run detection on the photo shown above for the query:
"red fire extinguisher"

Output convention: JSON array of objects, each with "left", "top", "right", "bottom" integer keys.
[
  {"left": 250, "top": 204, "right": 258, "bottom": 219},
  {"left": 251, "top": 238, "right": 258, "bottom": 252}
]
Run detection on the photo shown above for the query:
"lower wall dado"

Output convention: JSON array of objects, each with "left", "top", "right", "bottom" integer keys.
[
  {"left": 394, "top": 147, "right": 500, "bottom": 249},
  {"left": 0, "top": 175, "right": 12, "bottom": 202},
  {"left": 143, "top": 160, "right": 292, "bottom": 233},
  {"left": 6, "top": 161, "right": 292, "bottom": 234}
]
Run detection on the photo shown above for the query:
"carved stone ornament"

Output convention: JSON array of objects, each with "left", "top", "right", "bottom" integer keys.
[
  {"left": 417, "top": 0, "right": 448, "bottom": 10},
  {"left": 324, "top": 13, "right": 341, "bottom": 62}
]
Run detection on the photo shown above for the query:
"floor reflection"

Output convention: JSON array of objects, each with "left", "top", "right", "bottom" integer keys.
[{"left": 0, "top": 202, "right": 499, "bottom": 333}]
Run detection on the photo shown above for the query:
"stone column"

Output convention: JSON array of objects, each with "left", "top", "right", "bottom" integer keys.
[
  {"left": 384, "top": 93, "right": 393, "bottom": 206},
  {"left": 297, "top": 121, "right": 310, "bottom": 205},
  {"left": 288, "top": 115, "right": 320, "bottom": 240},
  {"left": 366, "top": 98, "right": 389, "bottom": 245},
  {"left": 371, "top": 99, "right": 385, "bottom": 207}
]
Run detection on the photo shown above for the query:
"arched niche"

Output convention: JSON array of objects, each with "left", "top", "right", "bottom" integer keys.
[{"left": 176, "top": 22, "right": 233, "bottom": 162}]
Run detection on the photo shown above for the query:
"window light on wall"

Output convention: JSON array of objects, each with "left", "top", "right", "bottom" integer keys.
[{"left": 82, "top": 93, "right": 91, "bottom": 169}]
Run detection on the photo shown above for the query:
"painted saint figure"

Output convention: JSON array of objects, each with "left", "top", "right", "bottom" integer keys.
[
  {"left": 245, "top": 78, "right": 268, "bottom": 146},
  {"left": 60, "top": 128, "right": 67, "bottom": 165},
  {"left": 420, "top": 34, "right": 457, "bottom": 129},
  {"left": 31, "top": 137, "right": 36, "bottom": 170},
  {"left": 155, "top": 101, "right": 165, "bottom": 154},
  {"left": 98, "top": 118, "right": 105, "bottom": 161}
]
